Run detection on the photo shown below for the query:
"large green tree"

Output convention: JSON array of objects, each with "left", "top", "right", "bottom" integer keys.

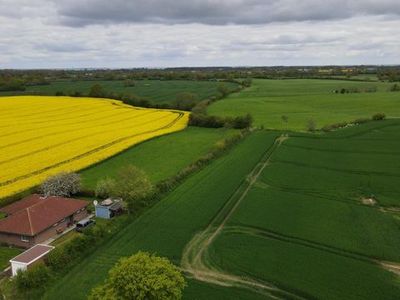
[
  {"left": 98, "top": 165, "right": 154, "bottom": 212},
  {"left": 89, "top": 252, "right": 186, "bottom": 300}
]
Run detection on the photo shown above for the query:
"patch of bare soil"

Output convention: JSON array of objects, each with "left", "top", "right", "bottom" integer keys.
[
  {"left": 381, "top": 261, "right": 400, "bottom": 276},
  {"left": 361, "top": 197, "right": 377, "bottom": 206}
]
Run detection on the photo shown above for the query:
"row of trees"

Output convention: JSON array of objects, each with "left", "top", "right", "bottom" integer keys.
[{"left": 188, "top": 113, "right": 253, "bottom": 129}]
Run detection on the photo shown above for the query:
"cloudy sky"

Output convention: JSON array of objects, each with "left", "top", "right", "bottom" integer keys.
[{"left": 0, "top": 0, "right": 399, "bottom": 68}]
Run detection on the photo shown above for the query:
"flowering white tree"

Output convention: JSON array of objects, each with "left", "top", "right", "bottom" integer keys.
[{"left": 41, "top": 172, "right": 81, "bottom": 197}]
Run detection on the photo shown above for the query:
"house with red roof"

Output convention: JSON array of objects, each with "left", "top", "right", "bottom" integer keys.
[{"left": 0, "top": 194, "right": 89, "bottom": 248}]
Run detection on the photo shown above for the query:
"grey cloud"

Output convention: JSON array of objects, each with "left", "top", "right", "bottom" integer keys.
[{"left": 52, "top": 0, "right": 400, "bottom": 27}]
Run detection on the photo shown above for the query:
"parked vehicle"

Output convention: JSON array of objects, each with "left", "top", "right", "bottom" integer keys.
[{"left": 75, "top": 218, "right": 95, "bottom": 232}]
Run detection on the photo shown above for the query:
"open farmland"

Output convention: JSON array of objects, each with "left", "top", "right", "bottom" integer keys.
[
  {"left": 203, "top": 120, "right": 400, "bottom": 299},
  {"left": 43, "top": 121, "right": 400, "bottom": 299},
  {"left": 208, "top": 79, "right": 400, "bottom": 130},
  {"left": 0, "top": 79, "right": 239, "bottom": 105},
  {"left": 0, "top": 96, "right": 188, "bottom": 199},
  {"left": 43, "top": 131, "right": 279, "bottom": 300}
]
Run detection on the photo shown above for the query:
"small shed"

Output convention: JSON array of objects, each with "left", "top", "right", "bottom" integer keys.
[
  {"left": 10, "top": 244, "right": 54, "bottom": 276},
  {"left": 94, "top": 198, "right": 123, "bottom": 219}
]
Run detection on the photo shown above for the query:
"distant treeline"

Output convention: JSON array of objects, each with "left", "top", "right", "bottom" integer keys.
[{"left": 1, "top": 65, "right": 399, "bottom": 91}]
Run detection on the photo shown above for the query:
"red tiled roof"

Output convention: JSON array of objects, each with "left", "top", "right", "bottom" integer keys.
[
  {"left": 0, "top": 194, "right": 88, "bottom": 236},
  {"left": 0, "top": 194, "right": 43, "bottom": 216},
  {"left": 10, "top": 244, "right": 54, "bottom": 264}
]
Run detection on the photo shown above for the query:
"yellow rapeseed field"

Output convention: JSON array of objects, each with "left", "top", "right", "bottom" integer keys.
[{"left": 0, "top": 96, "right": 189, "bottom": 198}]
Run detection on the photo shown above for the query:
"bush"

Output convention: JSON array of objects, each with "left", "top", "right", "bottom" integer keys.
[
  {"left": 230, "top": 114, "right": 253, "bottom": 129},
  {"left": 174, "top": 92, "right": 199, "bottom": 111},
  {"left": 189, "top": 113, "right": 253, "bottom": 129},
  {"left": 15, "top": 264, "right": 51, "bottom": 291},
  {"left": 354, "top": 118, "right": 370, "bottom": 124},
  {"left": 389, "top": 83, "right": 400, "bottom": 92},
  {"left": 46, "top": 247, "right": 72, "bottom": 271},
  {"left": 89, "top": 84, "right": 105, "bottom": 98},
  {"left": 188, "top": 113, "right": 226, "bottom": 128},
  {"left": 306, "top": 119, "right": 317, "bottom": 132},
  {"left": 372, "top": 113, "right": 386, "bottom": 121}
]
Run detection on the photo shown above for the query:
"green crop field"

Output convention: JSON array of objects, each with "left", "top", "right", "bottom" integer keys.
[
  {"left": 80, "top": 127, "right": 236, "bottom": 189},
  {"left": 204, "top": 120, "right": 400, "bottom": 299},
  {"left": 208, "top": 79, "right": 400, "bottom": 131},
  {"left": 43, "top": 131, "right": 278, "bottom": 300},
  {"left": 0, "top": 79, "right": 238, "bottom": 105}
]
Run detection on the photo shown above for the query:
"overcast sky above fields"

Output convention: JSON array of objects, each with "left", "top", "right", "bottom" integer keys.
[{"left": 0, "top": 0, "right": 399, "bottom": 68}]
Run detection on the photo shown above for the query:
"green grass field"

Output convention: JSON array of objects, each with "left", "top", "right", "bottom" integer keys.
[
  {"left": 80, "top": 127, "right": 235, "bottom": 189},
  {"left": 0, "top": 79, "right": 238, "bottom": 105},
  {"left": 0, "top": 247, "right": 21, "bottom": 270},
  {"left": 208, "top": 79, "right": 400, "bottom": 131},
  {"left": 43, "top": 131, "right": 278, "bottom": 300}
]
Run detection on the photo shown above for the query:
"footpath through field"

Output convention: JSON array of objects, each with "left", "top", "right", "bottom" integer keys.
[{"left": 180, "top": 134, "right": 302, "bottom": 299}]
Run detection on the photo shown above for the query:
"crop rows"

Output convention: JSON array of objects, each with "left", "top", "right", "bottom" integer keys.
[{"left": 0, "top": 96, "right": 188, "bottom": 198}]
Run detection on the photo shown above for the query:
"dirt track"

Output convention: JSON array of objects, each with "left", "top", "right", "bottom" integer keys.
[{"left": 180, "top": 134, "right": 306, "bottom": 299}]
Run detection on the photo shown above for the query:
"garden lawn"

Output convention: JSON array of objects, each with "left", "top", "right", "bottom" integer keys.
[
  {"left": 208, "top": 79, "right": 400, "bottom": 131},
  {"left": 0, "top": 247, "right": 22, "bottom": 270}
]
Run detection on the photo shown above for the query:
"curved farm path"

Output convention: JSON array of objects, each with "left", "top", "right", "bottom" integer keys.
[{"left": 181, "top": 134, "right": 306, "bottom": 300}]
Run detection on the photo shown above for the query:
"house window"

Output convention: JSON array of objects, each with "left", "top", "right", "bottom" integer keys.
[{"left": 21, "top": 235, "right": 29, "bottom": 242}]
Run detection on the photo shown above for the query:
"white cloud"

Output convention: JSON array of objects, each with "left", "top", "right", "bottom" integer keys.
[{"left": 0, "top": 1, "right": 399, "bottom": 68}]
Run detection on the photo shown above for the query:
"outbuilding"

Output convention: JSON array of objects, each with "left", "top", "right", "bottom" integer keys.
[
  {"left": 94, "top": 198, "right": 123, "bottom": 219},
  {"left": 10, "top": 244, "right": 54, "bottom": 276}
]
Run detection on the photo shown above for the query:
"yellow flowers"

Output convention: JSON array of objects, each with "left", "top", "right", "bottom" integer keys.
[{"left": 0, "top": 96, "right": 189, "bottom": 198}]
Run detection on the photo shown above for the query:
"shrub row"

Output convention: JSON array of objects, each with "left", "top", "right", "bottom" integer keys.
[
  {"left": 15, "top": 264, "right": 51, "bottom": 291},
  {"left": 322, "top": 113, "right": 386, "bottom": 132},
  {"left": 188, "top": 113, "right": 253, "bottom": 129},
  {"left": 157, "top": 130, "right": 249, "bottom": 193}
]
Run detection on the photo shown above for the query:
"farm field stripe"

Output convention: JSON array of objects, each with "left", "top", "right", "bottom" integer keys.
[
  {"left": 0, "top": 113, "right": 176, "bottom": 166},
  {"left": 0, "top": 112, "right": 184, "bottom": 187},
  {"left": 0, "top": 106, "right": 158, "bottom": 139},
  {"left": 275, "top": 159, "right": 400, "bottom": 178},
  {"left": 0, "top": 110, "right": 160, "bottom": 151}
]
